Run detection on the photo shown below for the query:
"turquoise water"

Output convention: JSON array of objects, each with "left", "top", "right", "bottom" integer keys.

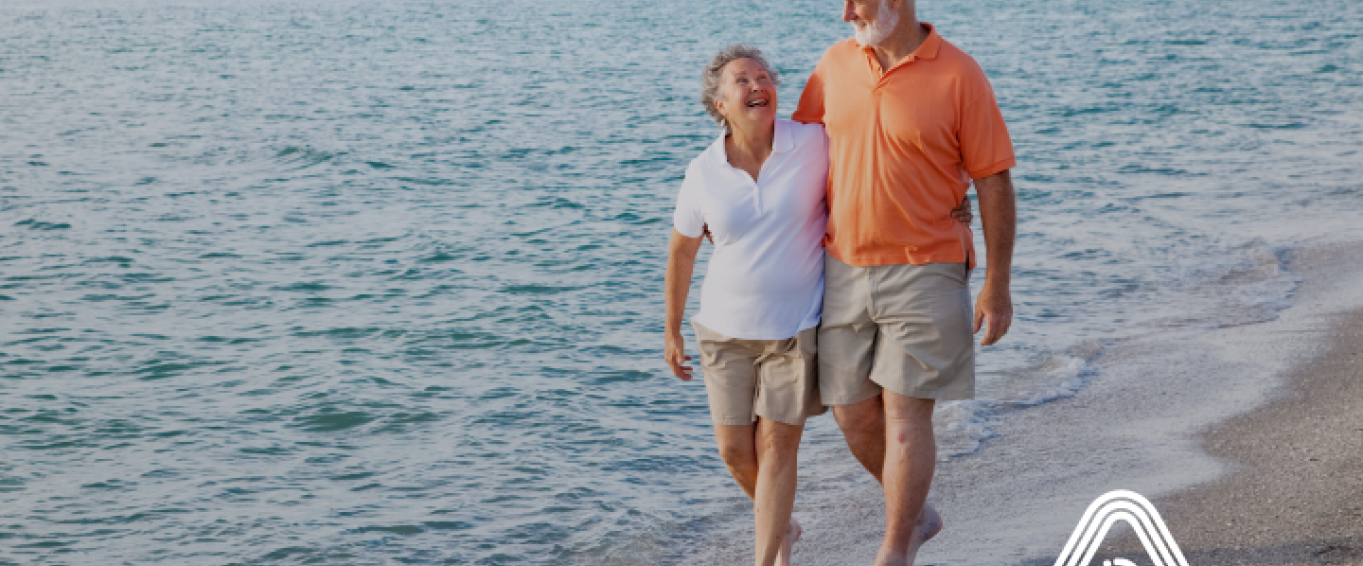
[{"left": 2, "top": 0, "right": 1361, "bottom": 564}]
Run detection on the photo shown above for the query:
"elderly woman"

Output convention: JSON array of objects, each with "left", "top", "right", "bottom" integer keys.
[
  {"left": 664, "top": 45, "right": 973, "bottom": 566},
  {"left": 664, "top": 44, "right": 825, "bottom": 566}
]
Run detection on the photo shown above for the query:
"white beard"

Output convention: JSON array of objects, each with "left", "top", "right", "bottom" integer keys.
[{"left": 853, "top": 0, "right": 900, "bottom": 47}]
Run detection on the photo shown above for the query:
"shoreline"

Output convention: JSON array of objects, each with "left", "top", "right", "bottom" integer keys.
[
  {"left": 679, "top": 237, "right": 1363, "bottom": 566},
  {"left": 1130, "top": 262, "right": 1363, "bottom": 565}
]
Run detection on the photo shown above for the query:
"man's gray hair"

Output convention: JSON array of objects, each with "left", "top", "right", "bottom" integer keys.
[{"left": 700, "top": 44, "right": 781, "bottom": 128}]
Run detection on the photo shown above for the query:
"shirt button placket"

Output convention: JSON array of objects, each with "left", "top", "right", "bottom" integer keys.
[{"left": 752, "top": 175, "right": 762, "bottom": 216}]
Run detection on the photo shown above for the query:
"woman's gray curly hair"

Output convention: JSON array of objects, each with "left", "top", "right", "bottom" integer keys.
[{"left": 700, "top": 44, "right": 781, "bottom": 129}]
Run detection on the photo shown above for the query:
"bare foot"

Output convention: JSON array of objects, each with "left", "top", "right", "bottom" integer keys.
[
  {"left": 917, "top": 504, "right": 943, "bottom": 544},
  {"left": 874, "top": 505, "right": 942, "bottom": 566},
  {"left": 775, "top": 517, "right": 802, "bottom": 566}
]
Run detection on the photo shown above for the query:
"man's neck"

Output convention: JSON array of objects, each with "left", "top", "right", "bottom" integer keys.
[{"left": 871, "top": 19, "right": 928, "bottom": 71}]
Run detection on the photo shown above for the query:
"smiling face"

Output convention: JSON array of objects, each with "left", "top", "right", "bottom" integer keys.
[
  {"left": 844, "top": 0, "right": 902, "bottom": 47},
  {"left": 712, "top": 57, "right": 778, "bottom": 132}
]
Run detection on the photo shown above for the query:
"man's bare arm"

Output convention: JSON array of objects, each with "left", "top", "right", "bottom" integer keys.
[{"left": 972, "top": 169, "right": 1016, "bottom": 346}]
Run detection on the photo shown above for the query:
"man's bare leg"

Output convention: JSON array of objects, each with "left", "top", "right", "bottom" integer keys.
[
  {"left": 831, "top": 395, "right": 887, "bottom": 481},
  {"left": 874, "top": 391, "right": 936, "bottom": 566},
  {"left": 831, "top": 394, "right": 943, "bottom": 546},
  {"left": 714, "top": 422, "right": 805, "bottom": 566}
]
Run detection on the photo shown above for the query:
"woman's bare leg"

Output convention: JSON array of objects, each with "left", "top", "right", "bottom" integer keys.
[
  {"left": 753, "top": 418, "right": 804, "bottom": 566},
  {"left": 715, "top": 421, "right": 805, "bottom": 566},
  {"left": 714, "top": 424, "right": 759, "bottom": 497}
]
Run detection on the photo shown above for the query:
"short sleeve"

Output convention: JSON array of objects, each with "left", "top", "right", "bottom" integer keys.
[
  {"left": 672, "top": 168, "right": 706, "bottom": 238},
  {"left": 792, "top": 60, "right": 827, "bottom": 125},
  {"left": 959, "top": 76, "right": 1016, "bottom": 180}
]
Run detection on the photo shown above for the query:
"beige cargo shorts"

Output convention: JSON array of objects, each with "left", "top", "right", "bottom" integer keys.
[
  {"left": 818, "top": 253, "right": 976, "bottom": 404},
  {"left": 692, "top": 322, "right": 825, "bottom": 426}
]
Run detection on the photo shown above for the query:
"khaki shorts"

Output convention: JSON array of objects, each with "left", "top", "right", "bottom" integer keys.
[
  {"left": 692, "top": 322, "right": 825, "bottom": 426},
  {"left": 819, "top": 253, "right": 975, "bottom": 404}
]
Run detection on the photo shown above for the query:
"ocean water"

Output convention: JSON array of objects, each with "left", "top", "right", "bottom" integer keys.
[{"left": 2, "top": 0, "right": 1361, "bottom": 564}]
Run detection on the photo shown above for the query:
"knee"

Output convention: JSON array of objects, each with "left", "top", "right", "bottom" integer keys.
[
  {"left": 883, "top": 394, "right": 935, "bottom": 427},
  {"left": 832, "top": 398, "right": 884, "bottom": 435},
  {"left": 756, "top": 422, "right": 803, "bottom": 462},
  {"left": 717, "top": 440, "right": 757, "bottom": 471}
]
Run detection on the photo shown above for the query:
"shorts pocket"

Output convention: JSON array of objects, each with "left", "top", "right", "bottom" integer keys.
[{"left": 757, "top": 349, "right": 804, "bottom": 390}]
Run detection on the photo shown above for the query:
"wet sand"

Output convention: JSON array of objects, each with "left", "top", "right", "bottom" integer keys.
[
  {"left": 1034, "top": 241, "right": 1363, "bottom": 566},
  {"left": 1127, "top": 305, "right": 1363, "bottom": 562}
]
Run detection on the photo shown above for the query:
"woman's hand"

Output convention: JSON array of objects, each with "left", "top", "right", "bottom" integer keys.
[
  {"left": 951, "top": 196, "right": 973, "bottom": 224},
  {"left": 664, "top": 331, "right": 694, "bottom": 380}
]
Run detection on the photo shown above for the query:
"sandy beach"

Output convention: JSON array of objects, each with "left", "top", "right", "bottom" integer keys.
[{"left": 1126, "top": 259, "right": 1363, "bottom": 565}]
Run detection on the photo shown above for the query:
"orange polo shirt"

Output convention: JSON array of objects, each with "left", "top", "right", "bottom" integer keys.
[{"left": 793, "top": 24, "right": 1015, "bottom": 267}]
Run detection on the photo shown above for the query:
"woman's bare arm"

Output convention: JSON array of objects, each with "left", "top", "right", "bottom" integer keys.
[{"left": 664, "top": 229, "right": 704, "bottom": 380}]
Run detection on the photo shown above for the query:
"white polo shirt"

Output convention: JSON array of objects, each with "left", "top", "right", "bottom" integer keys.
[{"left": 673, "top": 119, "right": 830, "bottom": 340}]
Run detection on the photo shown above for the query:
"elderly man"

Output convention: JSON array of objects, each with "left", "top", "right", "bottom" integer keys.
[{"left": 792, "top": 0, "right": 1017, "bottom": 564}]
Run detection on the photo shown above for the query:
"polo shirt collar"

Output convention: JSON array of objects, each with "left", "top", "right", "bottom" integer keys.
[
  {"left": 773, "top": 118, "right": 794, "bottom": 154},
  {"left": 703, "top": 119, "right": 792, "bottom": 168},
  {"left": 914, "top": 23, "right": 943, "bottom": 60}
]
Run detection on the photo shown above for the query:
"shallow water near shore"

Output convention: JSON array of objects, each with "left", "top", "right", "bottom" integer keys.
[{"left": 2, "top": 0, "right": 1362, "bottom": 564}]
